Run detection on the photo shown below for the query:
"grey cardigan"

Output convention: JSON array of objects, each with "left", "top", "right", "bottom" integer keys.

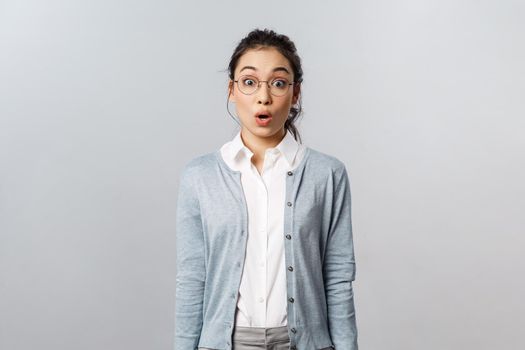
[{"left": 175, "top": 146, "right": 358, "bottom": 350}]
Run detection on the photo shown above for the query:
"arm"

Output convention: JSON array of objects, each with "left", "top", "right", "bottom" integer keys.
[
  {"left": 174, "top": 165, "right": 205, "bottom": 350},
  {"left": 323, "top": 165, "right": 358, "bottom": 349}
]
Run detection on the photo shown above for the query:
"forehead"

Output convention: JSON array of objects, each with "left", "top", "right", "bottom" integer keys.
[{"left": 235, "top": 47, "right": 292, "bottom": 75}]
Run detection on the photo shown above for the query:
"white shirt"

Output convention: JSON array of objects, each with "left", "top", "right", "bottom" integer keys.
[{"left": 219, "top": 129, "right": 307, "bottom": 328}]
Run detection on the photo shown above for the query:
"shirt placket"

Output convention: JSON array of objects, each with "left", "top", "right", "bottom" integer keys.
[{"left": 252, "top": 151, "right": 278, "bottom": 326}]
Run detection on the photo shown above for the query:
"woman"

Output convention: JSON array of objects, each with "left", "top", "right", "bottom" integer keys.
[{"left": 175, "top": 28, "right": 358, "bottom": 350}]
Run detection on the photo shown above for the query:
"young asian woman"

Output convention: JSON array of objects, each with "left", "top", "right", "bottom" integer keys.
[{"left": 175, "top": 28, "right": 358, "bottom": 350}]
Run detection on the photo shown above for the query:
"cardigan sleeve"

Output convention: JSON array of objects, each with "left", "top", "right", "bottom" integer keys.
[
  {"left": 323, "top": 164, "right": 359, "bottom": 349},
  {"left": 174, "top": 164, "right": 205, "bottom": 350}
]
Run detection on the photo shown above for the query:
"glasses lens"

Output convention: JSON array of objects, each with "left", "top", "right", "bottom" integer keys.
[
  {"left": 270, "top": 78, "right": 291, "bottom": 96},
  {"left": 238, "top": 75, "right": 258, "bottom": 94}
]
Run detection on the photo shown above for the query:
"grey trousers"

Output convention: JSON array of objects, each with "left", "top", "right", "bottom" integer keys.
[{"left": 199, "top": 325, "right": 290, "bottom": 350}]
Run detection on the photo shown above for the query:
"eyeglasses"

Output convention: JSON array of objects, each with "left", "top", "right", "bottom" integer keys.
[{"left": 233, "top": 75, "right": 294, "bottom": 97}]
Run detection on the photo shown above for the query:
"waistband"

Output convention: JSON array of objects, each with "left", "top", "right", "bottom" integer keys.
[{"left": 232, "top": 325, "right": 289, "bottom": 344}]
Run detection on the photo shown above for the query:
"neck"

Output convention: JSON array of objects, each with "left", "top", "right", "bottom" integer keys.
[{"left": 240, "top": 127, "right": 286, "bottom": 162}]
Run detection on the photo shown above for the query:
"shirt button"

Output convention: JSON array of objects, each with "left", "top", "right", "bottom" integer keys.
[
  {"left": 288, "top": 297, "right": 294, "bottom": 303},
  {"left": 285, "top": 234, "right": 291, "bottom": 240},
  {"left": 258, "top": 297, "right": 264, "bottom": 303},
  {"left": 287, "top": 202, "right": 292, "bottom": 207},
  {"left": 291, "top": 327, "right": 297, "bottom": 333},
  {"left": 287, "top": 171, "right": 293, "bottom": 176},
  {"left": 288, "top": 265, "right": 294, "bottom": 272}
]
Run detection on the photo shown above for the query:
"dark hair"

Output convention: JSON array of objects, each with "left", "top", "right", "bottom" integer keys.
[{"left": 226, "top": 28, "right": 304, "bottom": 144}]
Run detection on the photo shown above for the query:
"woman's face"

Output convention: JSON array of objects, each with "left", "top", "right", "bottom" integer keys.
[{"left": 228, "top": 46, "right": 300, "bottom": 143}]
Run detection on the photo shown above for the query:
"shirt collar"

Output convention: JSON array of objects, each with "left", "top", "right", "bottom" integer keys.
[{"left": 227, "top": 129, "right": 300, "bottom": 168}]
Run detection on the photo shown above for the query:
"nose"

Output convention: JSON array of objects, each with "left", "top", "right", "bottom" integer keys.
[{"left": 256, "top": 82, "right": 272, "bottom": 105}]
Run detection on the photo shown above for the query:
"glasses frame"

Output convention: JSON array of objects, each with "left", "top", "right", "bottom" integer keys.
[{"left": 233, "top": 74, "right": 295, "bottom": 97}]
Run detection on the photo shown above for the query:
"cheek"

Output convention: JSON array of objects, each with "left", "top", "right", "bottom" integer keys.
[
  {"left": 234, "top": 98, "right": 254, "bottom": 120},
  {"left": 235, "top": 97, "right": 251, "bottom": 111},
  {"left": 279, "top": 98, "right": 294, "bottom": 112}
]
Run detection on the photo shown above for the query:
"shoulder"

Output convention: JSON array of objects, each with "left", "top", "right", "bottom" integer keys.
[
  {"left": 179, "top": 151, "right": 218, "bottom": 183},
  {"left": 182, "top": 151, "right": 217, "bottom": 171},
  {"left": 304, "top": 147, "right": 352, "bottom": 197},
  {"left": 305, "top": 146, "right": 348, "bottom": 176}
]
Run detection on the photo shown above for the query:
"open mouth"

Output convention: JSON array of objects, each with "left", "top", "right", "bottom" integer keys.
[
  {"left": 255, "top": 112, "right": 273, "bottom": 126},
  {"left": 255, "top": 111, "right": 273, "bottom": 119}
]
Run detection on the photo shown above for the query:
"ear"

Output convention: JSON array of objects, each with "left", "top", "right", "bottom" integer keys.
[
  {"left": 292, "top": 83, "right": 301, "bottom": 105},
  {"left": 228, "top": 80, "right": 235, "bottom": 102}
]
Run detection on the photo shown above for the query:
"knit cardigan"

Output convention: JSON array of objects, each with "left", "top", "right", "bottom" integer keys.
[{"left": 175, "top": 146, "right": 358, "bottom": 350}]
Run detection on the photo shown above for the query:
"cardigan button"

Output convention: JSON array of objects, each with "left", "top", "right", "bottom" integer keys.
[
  {"left": 287, "top": 265, "right": 294, "bottom": 271},
  {"left": 288, "top": 297, "right": 294, "bottom": 303},
  {"left": 287, "top": 202, "right": 292, "bottom": 207},
  {"left": 285, "top": 234, "right": 291, "bottom": 240},
  {"left": 287, "top": 171, "right": 293, "bottom": 176},
  {"left": 291, "top": 327, "right": 297, "bottom": 333},
  {"left": 291, "top": 346, "right": 297, "bottom": 350}
]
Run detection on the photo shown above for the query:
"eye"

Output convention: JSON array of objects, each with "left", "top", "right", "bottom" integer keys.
[
  {"left": 272, "top": 79, "right": 288, "bottom": 88},
  {"left": 241, "top": 77, "right": 257, "bottom": 86}
]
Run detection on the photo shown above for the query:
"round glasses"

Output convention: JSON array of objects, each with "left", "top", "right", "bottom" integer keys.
[{"left": 234, "top": 75, "right": 294, "bottom": 97}]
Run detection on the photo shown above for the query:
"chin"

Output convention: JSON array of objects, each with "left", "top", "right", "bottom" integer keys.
[
  {"left": 252, "top": 126, "right": 283, "bottom": 137},
  {"left": 240, "top": 119, "right": 286, "bottom": 138}
]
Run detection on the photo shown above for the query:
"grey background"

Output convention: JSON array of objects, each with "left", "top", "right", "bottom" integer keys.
[{"left": 1, "top": 0, "right": 524, "bottom": 349}]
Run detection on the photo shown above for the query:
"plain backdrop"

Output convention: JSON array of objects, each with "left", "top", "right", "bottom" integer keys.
[{"left": 1, "top": 1, "right": 524, "bottom": 349}]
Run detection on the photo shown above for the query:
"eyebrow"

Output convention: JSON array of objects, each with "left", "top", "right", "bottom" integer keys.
[{"left": 239, "top": 66, "right": 291, "bottom": 75}]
